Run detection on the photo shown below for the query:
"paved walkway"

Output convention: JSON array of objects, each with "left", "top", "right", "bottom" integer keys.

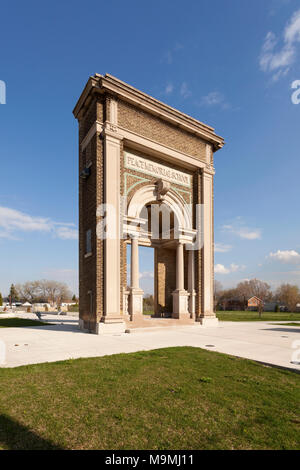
[{"left": 0, "top": 313, "right": 299, "bottom": 371}]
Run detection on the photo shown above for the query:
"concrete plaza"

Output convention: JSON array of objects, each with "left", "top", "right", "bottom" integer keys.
[{"left": 0, "top": 313, "right": 299, "bottom": 371}]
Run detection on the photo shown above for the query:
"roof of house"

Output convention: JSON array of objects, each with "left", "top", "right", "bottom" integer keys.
[{"left": 248, "top": 296, "right": 263, "bottom": 303}]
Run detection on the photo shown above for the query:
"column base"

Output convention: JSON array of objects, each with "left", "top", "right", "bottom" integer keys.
[
  {"left": 79, "top": 317, "right": 126, "bottom": 334},
  {"left": 129, "top": 288, "right": 144, "bottom": 317},
  {"left": 96, "top": 321, "right": 126, "bottom": 335},
  {"left": 188, "top": 291, "right": 196, "bottom": 318},
  {"left": 127, "top": 313, "right": 146, "bottom": 322},
  {"left": 100, "top": 315, "right": 125, "bottom": 324},
  {"left": 79, "top": 317, "right": 90, "bottom": 333},
  {"left": 172, "top": 289, "right": 189, "bottom": 318},
  {"left": 196, "top": 316, "right": 219, "bottom": 327}
]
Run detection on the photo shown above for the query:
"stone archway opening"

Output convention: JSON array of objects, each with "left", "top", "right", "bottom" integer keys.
[
  {"left": 126, "top": 243, "right": 155, "bottom": 315},
  {"left": 124, "top": 183, "right": 197, "bottom": 322}
]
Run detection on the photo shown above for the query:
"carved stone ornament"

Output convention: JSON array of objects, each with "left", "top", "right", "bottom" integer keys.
[
  {"left": 155, "top": 178, "right": 171, "bottom": 201},
  {"left": 105, "top": 121, "right": 118, "bottom": 133}
]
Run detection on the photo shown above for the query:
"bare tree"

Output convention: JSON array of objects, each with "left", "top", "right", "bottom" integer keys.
[
  {"left": 15, "top": 280, "right": 72, "bottom": 305},
  {"left": 218, "top": 287, "right": 239, "bottom": 311},
  {"left": 275, "top": 284, "right": 300, "bottom": 313},
  {"left": 15, "top": 281, "right": 40, "bottom": 303},
  {"left": 214, "top": 280, "right": 223, "bottom": 310},
  {"left": 236, "top": 279, "right": 272, "bottom": 304}
]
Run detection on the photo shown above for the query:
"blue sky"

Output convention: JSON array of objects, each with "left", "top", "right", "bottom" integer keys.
[{"left": 1, "top": 0, "right": 300, "bottom": 296}]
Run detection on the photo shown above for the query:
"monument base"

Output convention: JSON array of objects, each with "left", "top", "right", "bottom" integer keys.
[
  {"left": 129, "top": 288, "right": 144, "bottom": 316},
  {"left": 172, "top": 289, "right": 189, "bottom": 318},
  {"left": 197, "top": 317, "right": 219, "bottom": 327},
  {"left": 79, "top": 317, "right": 126, "bottom": 334},
  {"left": 96, "top": 321, "right": 126, "bottom": 334}
]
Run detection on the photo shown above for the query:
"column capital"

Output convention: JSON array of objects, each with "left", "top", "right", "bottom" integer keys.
[
  {"left": 129, "top": 232, "right": 140, "bottom": 240},
  {"left": 102, "top": 122, "right": 124, "bottom": 141},
  {"left": 203, "top": 164, "right": 215, "bottom": 176}
]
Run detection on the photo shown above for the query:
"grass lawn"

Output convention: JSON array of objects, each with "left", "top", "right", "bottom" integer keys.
[
  {"left": 0, "top": 318, "right": 48, "bottom": 328},
  {"left": 67, "top": 305, "right": 79, "bottom": 313},
  {"left": 0, "top": 347, "right": 299, "bottom": 450},
  {"left": 216, "top": 311, "right": 300, "bottom": 322},
  {"left": 143, "top": 310, "right": 153, "bottom": 316}
]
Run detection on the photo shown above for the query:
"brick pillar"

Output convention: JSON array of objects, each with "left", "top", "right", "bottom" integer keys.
[{"left": 198, "top": 166, "right": 218, "bottom": 326}]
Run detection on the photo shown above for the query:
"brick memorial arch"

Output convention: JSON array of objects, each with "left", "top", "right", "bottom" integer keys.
[{"left": 73, "top": 74, "right": 224, "bottom": 334}]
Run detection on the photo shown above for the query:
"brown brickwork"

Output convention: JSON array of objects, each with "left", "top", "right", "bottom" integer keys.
[
  {"left": 78, "top": 99, "right": 104, "bottom": 332},
  {"left": 118, "top": 100, "right": 207, "bottom": 162}
]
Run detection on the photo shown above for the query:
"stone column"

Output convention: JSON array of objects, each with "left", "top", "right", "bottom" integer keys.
[
  {"left": 172, "top": 242, "right": 189, "bottom": 319},
  {"left": 198, "top": 166, "right": 218, "bottom": 326},
  {"left": 99, "top": 101, "right": 125, "bottom": 332},
  {"left": 131, "top": 235, "right": 139, "bottom": 289},
  {"left": 176, "top": 242, "right": 184, "bottom": 290},
  {"left": 188, "top": 248, "right": 196, "bottom": 317},
  {"left": 129, "top": 234, "right": 144, "bottom": 319}
]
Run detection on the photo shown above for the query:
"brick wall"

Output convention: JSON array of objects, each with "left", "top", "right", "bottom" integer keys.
[
  {"left": 118, "top": 99, "right": 207, "bottom": 162},
  {"left": 78, "top": 98, "right": 104, "bottom": 331}
]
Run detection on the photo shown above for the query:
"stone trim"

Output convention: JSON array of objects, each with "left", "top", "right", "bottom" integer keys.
[
  {"left": 73, "top": 74, "right": 224, "bottom": 151},
  {"left": 80, "top": 120, "right": 207, "bottom": 171}
]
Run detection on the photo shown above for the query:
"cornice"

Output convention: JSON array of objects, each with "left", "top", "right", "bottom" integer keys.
[{"left": 73, "top": 74, "right": 225, "bottom": 151}]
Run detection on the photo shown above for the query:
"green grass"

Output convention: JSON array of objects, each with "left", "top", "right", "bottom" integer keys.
[
  {"left": 0, "top": 318, "right": 48, "bottom": 328},
  {"left": 143, "top": 310, "right": 154, "bottom": 316},
  {"left": 67, "top": 304, "right": 79, "bottom": 313},
  {"left": 0, "top": 347, "right": 299, "bottom": 450},
  {"left": 216, "top": 311, "right": 300, "bottom": 322}
]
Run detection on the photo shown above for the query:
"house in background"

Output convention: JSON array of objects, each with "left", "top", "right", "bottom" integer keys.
[{"left": 247, "top": 296, "right": 263, "bottom": 311}]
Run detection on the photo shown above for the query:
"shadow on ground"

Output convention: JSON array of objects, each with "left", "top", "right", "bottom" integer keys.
[
  {"left": 0, "top": 414, "right": 63, "bottom": 450},
  {"left": 261, "top": 327, "right": 300, "bottom": 333}
]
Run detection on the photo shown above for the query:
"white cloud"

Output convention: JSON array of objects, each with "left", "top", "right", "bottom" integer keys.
[
  {"left": 215, "top": 264, "right": 230, "bottom": 274},
  {"left": 260, "top": 9, "right": 300, "bottom": 80},
  {"left": 0, "top": 206, "right": 51, "bottom": 233},
  {"left": 180, "top": 82, "right": 192, "bottom": 99},
  {"left": 200, "top": 91, "right": 230, "bottom": 109},
  {"left": 222, "top": 224, "right": 261, "bottom": 240},
  {"left": 165, "top": 83, "right": 174, "bottom": 94},
  {"left": 139, "top": 271, "right": 154, "bottom": 279},
  {"left": 0, "top": 206, "right": 77, "bottom": 241},
  {"left": 269, "top": 249, "right": 300, "bottom": 264},
  {"left": 161, "top": 43, "right": 184, "bottom": 65},
  {"left": 215, "top": 242, "right": 232, "bottom": 253},
  {"left": 55, "top": 226, "right": 78, "bottom": 240},
  {"left": 201, "top": 91, "right": 223, "bottom": 106},
  {"left": 237, "top": 228, "right": 261, "bottom": 240},
  {"left": 215, "top": 263, "right": 245, "bottom": 275}
]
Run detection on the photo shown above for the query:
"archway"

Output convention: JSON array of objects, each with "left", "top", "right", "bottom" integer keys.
[{"left": 124, "top": 182, "right": 196, "bottom": 320}]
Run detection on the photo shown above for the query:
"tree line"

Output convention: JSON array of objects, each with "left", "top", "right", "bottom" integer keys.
[
  {"left": 3, "top": 280, "right": 73, "bottom": 305},
  {"left": 214, "top": 278, "right": 300, "bottom": 312}
]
